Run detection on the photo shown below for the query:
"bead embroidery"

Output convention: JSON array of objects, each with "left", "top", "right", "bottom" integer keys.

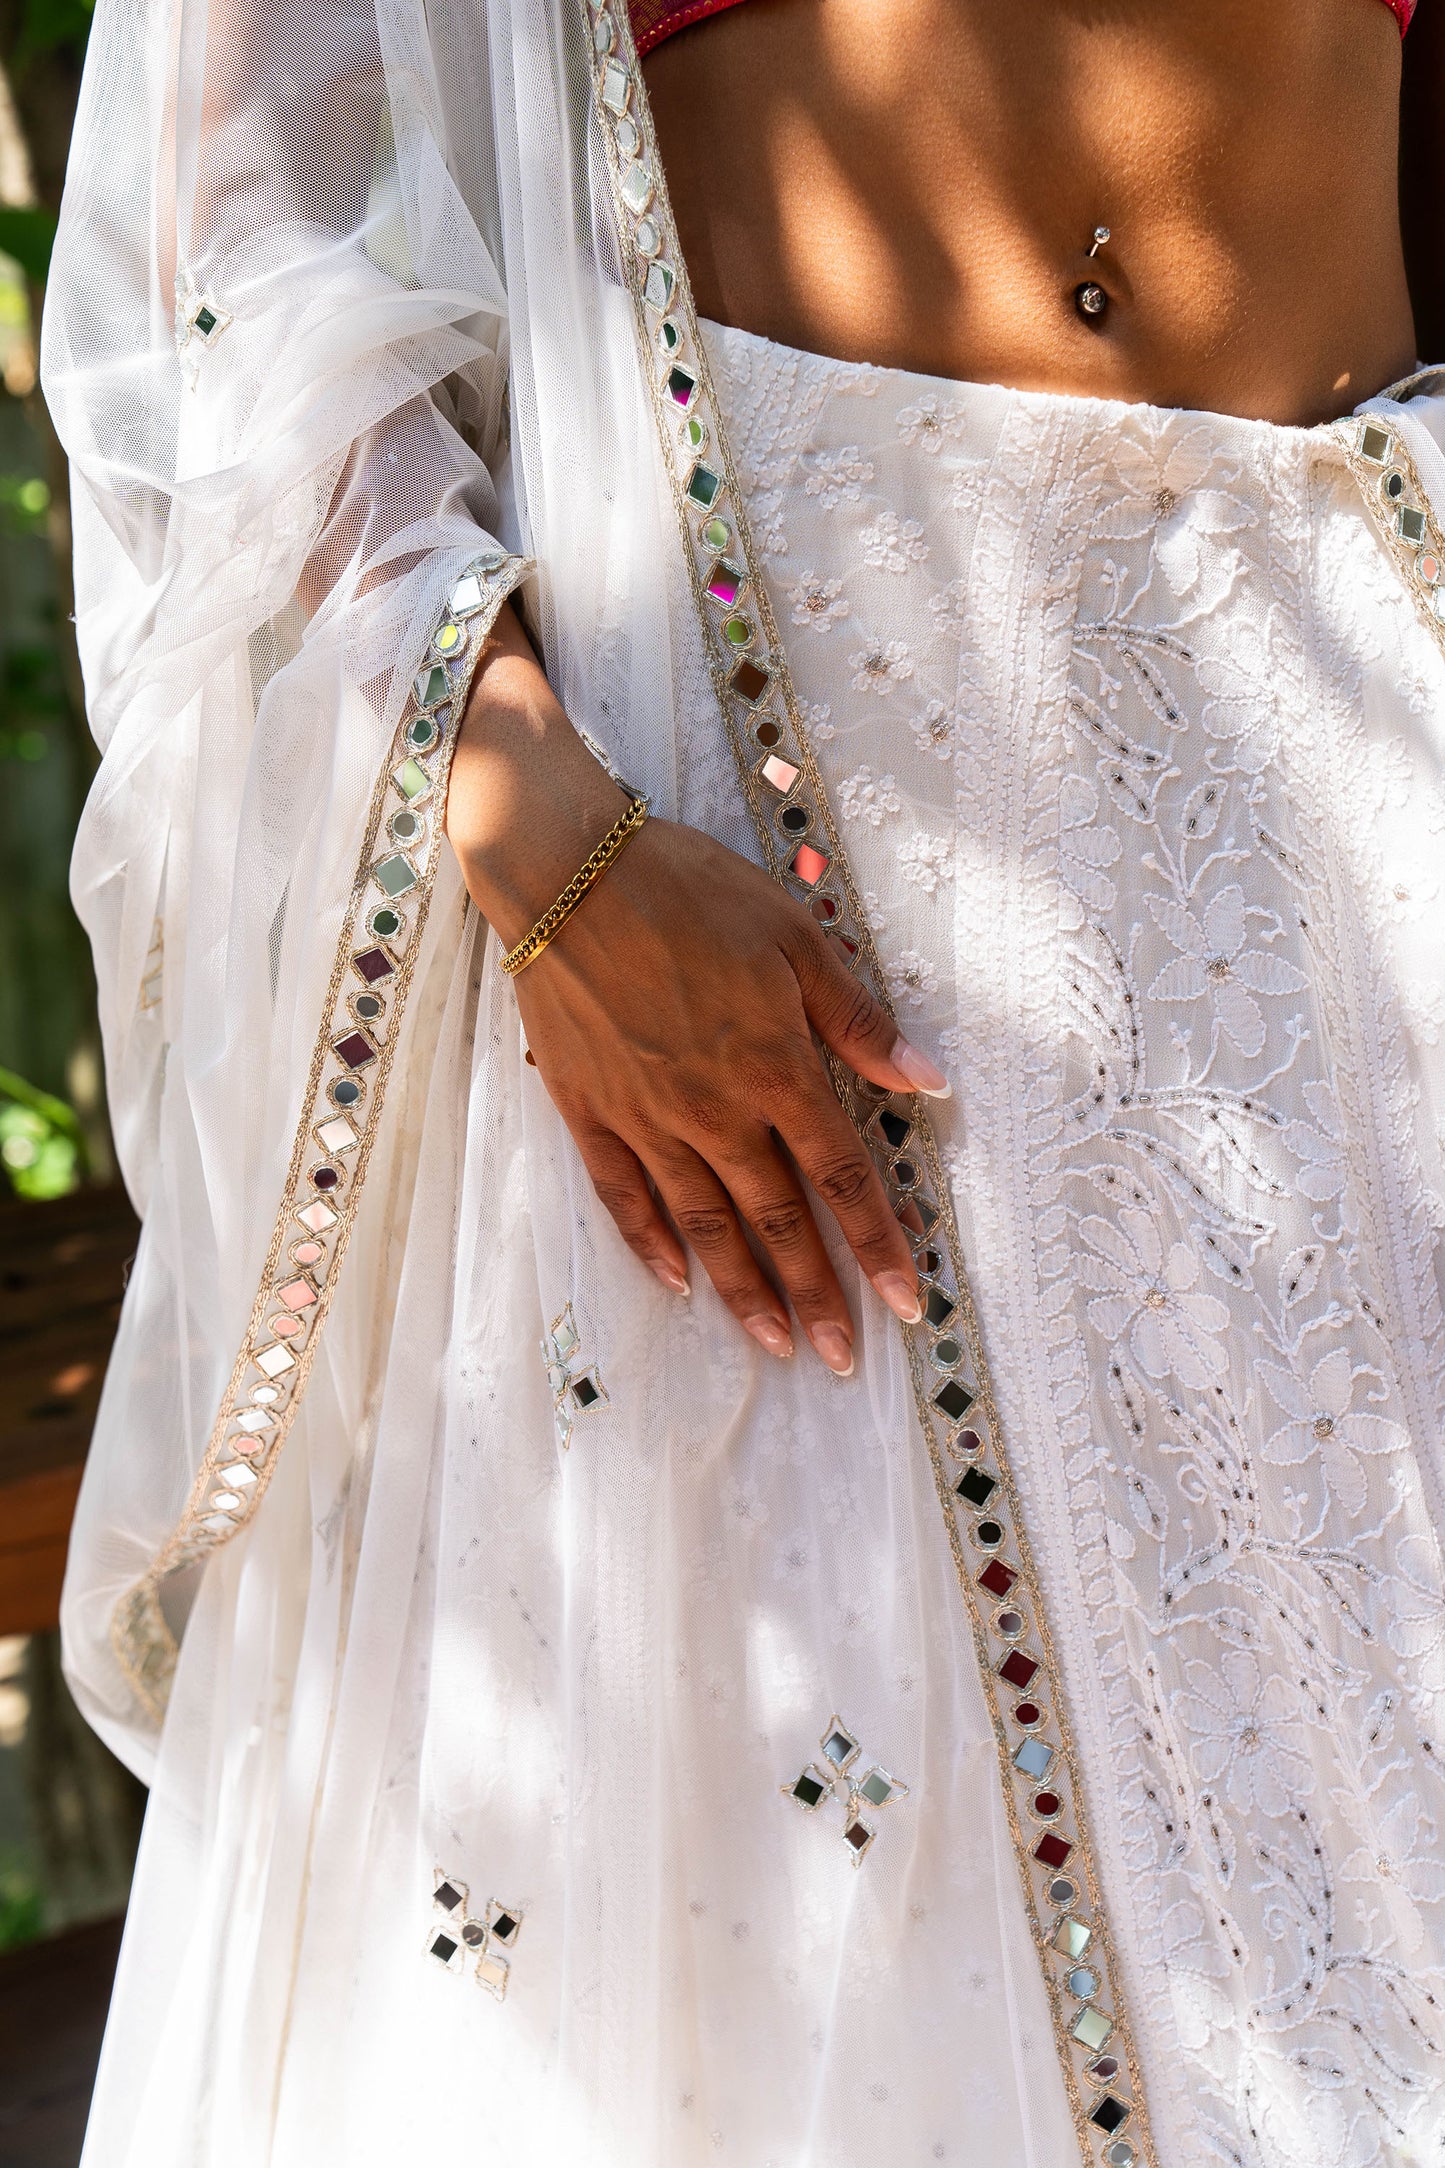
[
  {"left": 578, "top": 8, "right": 1157, "bottom": 2161},
  {"left": 111, "top": 551, "right": 531, "bottom": 1720}
]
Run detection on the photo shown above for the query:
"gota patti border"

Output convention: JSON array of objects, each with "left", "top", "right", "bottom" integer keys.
[
  {"left": 580, "top": 13, "right": 1157, "bottom": 2166},
  {"left": 112, "top": 551, "right": 531, "bottom": 1723}
]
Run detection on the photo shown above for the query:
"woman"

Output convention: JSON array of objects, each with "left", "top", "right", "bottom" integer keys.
[{"left": 41, "top": 0, "right": 1445, "bottom": 2160}]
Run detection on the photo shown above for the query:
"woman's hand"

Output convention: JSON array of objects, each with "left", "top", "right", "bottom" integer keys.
[{"left": 446, "top": 602, "right": 949, "bottom": 1374}]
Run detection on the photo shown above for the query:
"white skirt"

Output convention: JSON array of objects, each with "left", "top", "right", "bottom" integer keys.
[{"left": 82, "top": 331, "right": 1445, "bottom": 2168}]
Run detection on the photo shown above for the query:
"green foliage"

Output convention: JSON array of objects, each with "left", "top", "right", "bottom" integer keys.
[
  {"left": 0, "top": 206, "right": 57, "bottom": 283},
  {"left": 1, "top": 632, "right": 65, "bottom": 723},
  {"left": 0, "top": 472, "right": 49, "bottom": 536},
  {"left": 0, "top": 1062, "right": 82, "bottom": 1196},
  {"left": 0, "top": 1857, "right": 45, "bottom": 1951},
  {"left": 9, "top": 0, "right": 94, "bottom": 70}
]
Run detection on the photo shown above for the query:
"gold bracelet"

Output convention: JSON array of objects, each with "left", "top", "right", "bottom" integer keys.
[{"left": 499, "top": 791, "right": 651, "bottom": 976}]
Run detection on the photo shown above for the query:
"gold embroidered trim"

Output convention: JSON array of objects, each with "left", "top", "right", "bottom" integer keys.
[
  {"left": 111, "top": 553, "right": 531, "bottom": 1722},
  {"left": 1336, "top": 409, "right": 1445, "bottom": 659},
  {"left": 581, "top": 12, "right": 1157, "bottom": 2162}
]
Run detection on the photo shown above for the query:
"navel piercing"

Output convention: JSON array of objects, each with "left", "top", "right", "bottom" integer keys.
[{"left": 1075, "top": 227, "right": 1111, "bottom": 322}]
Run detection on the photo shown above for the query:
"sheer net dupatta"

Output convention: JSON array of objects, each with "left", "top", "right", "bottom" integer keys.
[{"left": 37, "top": 0, "right": 578, "bottom": 1769}]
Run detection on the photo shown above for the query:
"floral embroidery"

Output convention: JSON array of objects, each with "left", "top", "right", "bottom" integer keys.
[
  {"left": 1401, "top": 977, "right": 1445, "bottom": 1047},
  {"left": 1280, "top": 1079, "right": 1348, "bottom": 1201},
  {"left": 838, "top": 767, "right": 901, "bottom": 826},
  {"left": 1057, "top": 775, "right": 1121, "bottom": 912},
  {"left": 1075, "top": 1202, "right": 1230, "bottom": 1389},
  {"left": 1017, "top": 396, "right": 1445, "bottom": 2154},
  {"left": 1257, "top": 1348, "right": 1405, "bottom": 1519},
  {"left": 909, "top": 700, "right": 957, "bottom": 761},
  {"left": 804, "top": 446, "right": 874, "bottom": 509},
  {"left": 927, "top": 580, "right": 970, "bottom": 637},
  {"left": 789, "top": 572, "right": 850, "bottom": 633},
  {"left": 861, "top": 509, "right": 929, "bottom": 573},
  {"left": 896, "top": 832, "right": 954, "bottom": 892},
  {"left": 1145, "top": 882, "right": 1309, "bottom": 1061},
  {"left": 887, "top": 949, "right": 938, "bottom": 1008},
  {"left": 1173, "top": 1651, "right": 1312, "bottom": 1817},
  {"left": 896, "top": 395, "right": 964, "bottom": 454},
  {"left": 848, "top": 639, "right": 914, "bottom": 694},
  {"left": 1094, "top": 421, "right": 1258, "bottom": 603},
  {"left": 700, "top": 317, "right": 1445, "bottom": 2152}
]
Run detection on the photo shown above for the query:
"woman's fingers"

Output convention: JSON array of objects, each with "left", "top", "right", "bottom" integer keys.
[
  {"left": 694, "top": 1125, "right": 864, "bottom": 1376},
  {"left": 638, "top": 1139, "right": 798, "bottom": 1360},
  {"left": 790, "top": 927, "right": 951, "bottom": 1099},
  {"left": 769, "top": 1082, "right": 922, "bottom": 1325},
  {"left": 572, "top": 1125, "right": 691, "bottom": 1295}
]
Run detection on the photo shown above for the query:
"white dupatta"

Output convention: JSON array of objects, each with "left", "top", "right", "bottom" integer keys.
[{"left": 35, "top": 0, "right": 1263, "bottom": 2157}]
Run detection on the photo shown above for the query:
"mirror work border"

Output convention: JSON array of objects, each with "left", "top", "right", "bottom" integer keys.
[
  {"left": 578, "top": 7, "right": 1158, "bottom": 2163},
  {"left": 111, "top": 554, "right": 531, "bottom": 1718}
]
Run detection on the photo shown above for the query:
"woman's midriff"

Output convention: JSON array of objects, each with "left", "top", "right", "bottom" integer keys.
[{"left": 643, "top": 0, "right": 1418, "bottom": 425}]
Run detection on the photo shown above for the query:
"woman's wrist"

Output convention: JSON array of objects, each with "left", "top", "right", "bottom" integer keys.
[{"left": 445, "top": 601, "right": 629, "bottom": 944}]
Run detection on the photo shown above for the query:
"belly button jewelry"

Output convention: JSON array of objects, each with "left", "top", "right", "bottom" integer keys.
[{"left": 1075, "top": 229, "right": 1112, "bottom": 324}]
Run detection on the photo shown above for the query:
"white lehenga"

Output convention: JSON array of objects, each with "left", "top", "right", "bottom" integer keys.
[
  {"left": 41, "top": 0, "right": 1445, "bottom": 2158},
  {"left": 74, "top": 318, "right": 1445, "bottom": 2168}
]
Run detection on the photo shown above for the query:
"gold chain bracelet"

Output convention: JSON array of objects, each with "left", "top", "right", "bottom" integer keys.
[{"left": 499, "top": 791, "right": 651, "bottom": 976}]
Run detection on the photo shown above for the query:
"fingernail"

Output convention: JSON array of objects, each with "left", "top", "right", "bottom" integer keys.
[
  {"left": 654, "top": 1262, "right": 690, "bottom": 1296},
  {"left": 894, "top": 1039, "right": 951, "bottom": 1098},
  {"left": 746, "top": 1314, "right": 794, "bottom": 1358},
  {"left": 873, "top": 1270, "right": 922, "bottom": 1324},
  {"left": 809, "top": 1322, "right": 855, "bottom": 1378}
]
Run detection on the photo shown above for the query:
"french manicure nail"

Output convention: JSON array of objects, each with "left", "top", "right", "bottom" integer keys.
[
  {"left": 654, "top": 1263, "right": 691, "bottom": 1296},
  {"left": 746, "top": 1314, "right": 795, "bottom": 1358},
  {"left": 894, "top": 1039, "right": 951, "bottom": 1098},
  {"left": 809, "top": 1322, "right": 855, "bottom": 1378},
  {"left": 873, "top": 1270, "right": 922, "bottom": 1324}
]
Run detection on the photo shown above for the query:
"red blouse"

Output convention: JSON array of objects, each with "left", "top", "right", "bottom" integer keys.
[{"left": 631, "top": 0, "right": 1415, "bottom": 57}]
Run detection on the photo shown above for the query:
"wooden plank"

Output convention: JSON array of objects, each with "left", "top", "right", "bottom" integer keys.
[
  {"left": 0, "top": 1187, "right": 138, "bottom": 1633},
  {"left": 0, "top": 1465, "right": 83, "bottom": 1637}
]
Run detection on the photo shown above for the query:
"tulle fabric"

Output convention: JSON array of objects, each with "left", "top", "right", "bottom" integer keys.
[
  {"left": 40, "top": 3, "right": 1077, "bottom": 2160},
  {"left": 42, "top": 0, "right": 1445, "bottom": 2158},
  {"left": 42, "top": 0, "right": 745, "bottom": 1762}
]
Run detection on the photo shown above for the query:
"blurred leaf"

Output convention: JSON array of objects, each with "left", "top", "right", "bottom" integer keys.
[
  {"left": 0, "top": 207, "right": 57, "bottom": 284},
  {"left": 0, "top": 1067, "right": 83, "bottom": 1197},
  {"left": 0, "top": 476, "right": 51, "bottom": 540},
  {"left": 12, "top": 0, "right": 94, "bottom": 68},
  {"left": 0, "top": 272, "right": 28, "bottom": 330},
  {"left": 0, "top": 1862, "right": 45, "bottom": 1952},
  {"left": 0, "top": 1061, "right": 82, "bottom": 1136}
]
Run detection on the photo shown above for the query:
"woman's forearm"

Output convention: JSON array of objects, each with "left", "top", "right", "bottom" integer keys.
[{"left": 445, "top": 598, "right": 631, "bottom": 946}]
